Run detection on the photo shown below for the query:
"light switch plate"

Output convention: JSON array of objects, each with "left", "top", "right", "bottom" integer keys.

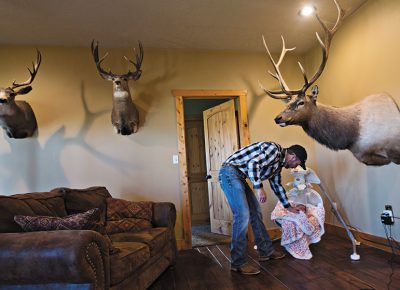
[{"left": 172, "top": 154, "right": 179, "bottom": 164}]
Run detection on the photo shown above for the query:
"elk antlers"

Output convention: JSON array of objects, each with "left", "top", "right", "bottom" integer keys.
[
  {"left": 260, "top": 0, "right": 345, "bottom": 99},
  {"left": 91, "top": 40, "right": 144, "bottom": 81}
]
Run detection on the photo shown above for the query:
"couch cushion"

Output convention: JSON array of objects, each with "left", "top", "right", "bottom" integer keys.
[
  {"left": 109, "top": 242, "right": 150, "bottom": 286},
  {"left": 109, "top": 227, "right": 168, "bottom": 256},
  {"left": 105, "top": 198, "right": 153, "bottom": 234},
  {"left": 106, "top": 218, "right": 152, "bottom": 234},
  {"left": 52, "top": 186, "right": 111, "bottom": 225},
  {"left": 14, "top": 208, "right": 100, "bottom": 232},
  {"left": 106, "top": 198, "right": 153, "bottom": 221},
  {"left": 0, "top": 191, "right": 67, "bottom": 233}
]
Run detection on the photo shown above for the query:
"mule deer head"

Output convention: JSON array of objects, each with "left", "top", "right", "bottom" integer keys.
[
  {"left": 260, "top": 0, "right": 400, "bottom": 166},
  {"left": 91, "top": 40, "right": 143, "bottom": 135},
  {"left": 0, "top": 50, "right": 41, "bottom": 139}
]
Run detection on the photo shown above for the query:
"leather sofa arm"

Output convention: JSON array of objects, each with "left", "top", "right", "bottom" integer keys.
[
  {"left": 0, "top": 230, "right": 110, "bottom": 289},
  {"left": 152, "top": 202, "right": 177, "bottom": 263},
  {"left": 152, "top": 202, "right": 176, "bottom": 229}
]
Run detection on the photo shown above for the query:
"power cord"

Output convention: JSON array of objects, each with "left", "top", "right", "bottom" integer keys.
[{"left": 382, "top": 223, "right": 399, "bottom": 290}]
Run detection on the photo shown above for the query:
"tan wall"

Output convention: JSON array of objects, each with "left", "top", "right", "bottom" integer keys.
[
  {"left": 0, "top": 45, "right": 314, "bottom": 238},
  {"left": 2, "top": 0, "right": 398, "bottom": 242},
  {"left": 304, "top": 0, "right": 400, "bottom": 237}
]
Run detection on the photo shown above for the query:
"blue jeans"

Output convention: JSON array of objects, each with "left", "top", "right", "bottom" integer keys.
[{"left": 218, "top": 164, "right": 273, "bottom": 267}]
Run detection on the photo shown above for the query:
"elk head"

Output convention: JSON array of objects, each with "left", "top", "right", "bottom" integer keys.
[
  {"left": 259, "top": 0, "right": 345, "bottom": 127},
  {"left": 0, "top": 50, "right": 41, "bottom": 138},
  {"left": 91, "top": 40, "right": 143, "bottom": 135}
]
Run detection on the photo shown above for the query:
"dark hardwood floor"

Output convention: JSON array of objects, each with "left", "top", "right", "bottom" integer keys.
[{"left": 149, "top": 232, "right": 400, "bottom": 289}]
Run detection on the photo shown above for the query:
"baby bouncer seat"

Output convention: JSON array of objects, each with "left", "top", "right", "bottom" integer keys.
[{"left": 271, "top": 167, "right": 360, "bottom": 260}]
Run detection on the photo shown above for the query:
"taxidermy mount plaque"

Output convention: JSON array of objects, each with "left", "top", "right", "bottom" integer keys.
[
  {"left": 0, "top": 50, "right": 41, "bottom": 139},
  {"left": 91, "top": 40, "right": 143, "bottom": 135},
  {"left": 259, "top": 0, "right": 400, "bottom": 166}
]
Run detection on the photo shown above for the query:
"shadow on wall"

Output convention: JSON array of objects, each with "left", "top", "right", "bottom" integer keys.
[
  {"left": 243, "top": 77, "right": 279, "bottom": 126},
  {"left": 127, "top": 50, "right": 178, "bottom": 146},
  {"left": 316, "top": 146, "right": 367, "bottom": 225},
  {"left": 0, "top": 82, "right": 133, "bottom": 193},
  {"left": 242, "top": 76, "right": 271, "bottom": 123},
  {"left": 366, "top": 164, "right": 400, "bottom": 222}
]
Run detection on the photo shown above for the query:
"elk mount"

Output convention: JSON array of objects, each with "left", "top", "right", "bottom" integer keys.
[{"left": 259, "top": 0, "right": 400, "bottom": 166}]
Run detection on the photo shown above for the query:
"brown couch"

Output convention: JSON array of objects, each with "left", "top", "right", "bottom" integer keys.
[{"left": 0, "top": 186, "right": 177, "bottom": 290}]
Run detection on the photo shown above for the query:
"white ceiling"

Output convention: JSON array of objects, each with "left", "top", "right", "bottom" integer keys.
[{"left": 0, "top": 0, "right": 367, "bottom": 53}]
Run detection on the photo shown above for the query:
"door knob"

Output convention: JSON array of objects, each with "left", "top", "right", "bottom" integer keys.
[{"left": 206, "top": 174, "right": 212, "bottom": 180}]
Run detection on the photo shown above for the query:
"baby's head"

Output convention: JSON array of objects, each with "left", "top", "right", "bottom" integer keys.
[{"left": 296, "top": 204, "right": 307, "bottom": 213}]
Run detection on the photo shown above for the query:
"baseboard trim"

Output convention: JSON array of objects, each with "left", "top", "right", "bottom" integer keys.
[{"left": 325, "top": 223, "right": 394, "bottom": 253}]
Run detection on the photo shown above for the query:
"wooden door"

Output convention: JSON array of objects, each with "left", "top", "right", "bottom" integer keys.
[
  {"left": 185, "top": 119, "right": 209, "bottom": 224},
  {"left": 203, "top": 99, "right": 239, "bottom": 235}
]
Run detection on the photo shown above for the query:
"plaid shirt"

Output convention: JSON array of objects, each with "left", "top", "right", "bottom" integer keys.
[{"left": 224, "top": 142, "right": 290, "bottom": 208}]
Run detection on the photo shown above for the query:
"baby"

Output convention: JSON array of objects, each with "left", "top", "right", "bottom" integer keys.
[{"left": 294, "top": 204, "right": 306, "bottom": 213}]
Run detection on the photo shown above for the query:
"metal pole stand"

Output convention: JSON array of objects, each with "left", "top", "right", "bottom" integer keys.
[{"left": 318, "top": 183, "right": 360, "bottom": 260}]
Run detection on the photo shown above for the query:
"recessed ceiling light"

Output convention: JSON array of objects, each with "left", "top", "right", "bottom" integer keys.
[{"left": 299, "top": 5, "right": 316, "bottom": 17}]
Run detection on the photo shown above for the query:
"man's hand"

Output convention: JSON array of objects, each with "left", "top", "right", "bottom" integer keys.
[{"left": 256, "top": 188, "right": 267, "bottom": 203}]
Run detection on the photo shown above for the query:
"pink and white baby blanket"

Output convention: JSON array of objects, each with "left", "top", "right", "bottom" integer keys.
[{"left": 271, "top": 190, "right": 325, "bottom": 259}]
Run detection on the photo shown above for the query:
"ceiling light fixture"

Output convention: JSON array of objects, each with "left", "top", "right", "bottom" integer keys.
[{"left": 299, "top": 5, "right": 316, "bottom": 17}]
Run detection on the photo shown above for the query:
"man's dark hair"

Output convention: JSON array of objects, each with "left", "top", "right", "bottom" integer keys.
[{"left": 287, "top": 144, "right": 307, "bottom": 170}]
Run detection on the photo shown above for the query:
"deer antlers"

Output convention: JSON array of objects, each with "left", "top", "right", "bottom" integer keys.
[
  {"left": 91, "top": 40, "right": 144, "bottom": 81},
  {"left": 260, "top": 0, "right": 345, "bottom": 99},
  {"left": 8, "top": 50, "right": 42, "bottom": 91}
]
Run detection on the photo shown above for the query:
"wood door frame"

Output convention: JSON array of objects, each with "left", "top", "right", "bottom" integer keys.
[{"left": 172, "top": 89, "right": 250, "bottom": 249}]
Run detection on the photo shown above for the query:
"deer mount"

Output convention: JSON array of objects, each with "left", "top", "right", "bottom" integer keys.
[
  {"left": 0, "top": 50, "right": 41, "bottom": 139},
  {"left": 91, "top": 40, "right": 143, "bottom": 135},
  {"left": 259, "top": 0, "right": 400, "bottom": 166}
]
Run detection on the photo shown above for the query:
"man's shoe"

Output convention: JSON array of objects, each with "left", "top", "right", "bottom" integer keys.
[
  {"left": 259, "top": 249, "right": 286, "bottom": 261},
  {"left": 230, "top": 264, "right": 261, "bottom": 275}
]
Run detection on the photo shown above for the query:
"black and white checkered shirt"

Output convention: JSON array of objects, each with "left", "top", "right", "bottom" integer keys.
[{"left": 224, "top": 141, "right": 290, "bottom": 208}]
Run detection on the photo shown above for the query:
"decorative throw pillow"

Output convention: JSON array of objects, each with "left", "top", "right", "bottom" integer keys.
[
  {"left": 105, "top": 198, "right": 153, "bottom": 234},
  {"left": 106, "top": 198, "right": 153, "bottom": 221},
  {"left": 14, "top": 208, "right": 100, "bottom": 232}
]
